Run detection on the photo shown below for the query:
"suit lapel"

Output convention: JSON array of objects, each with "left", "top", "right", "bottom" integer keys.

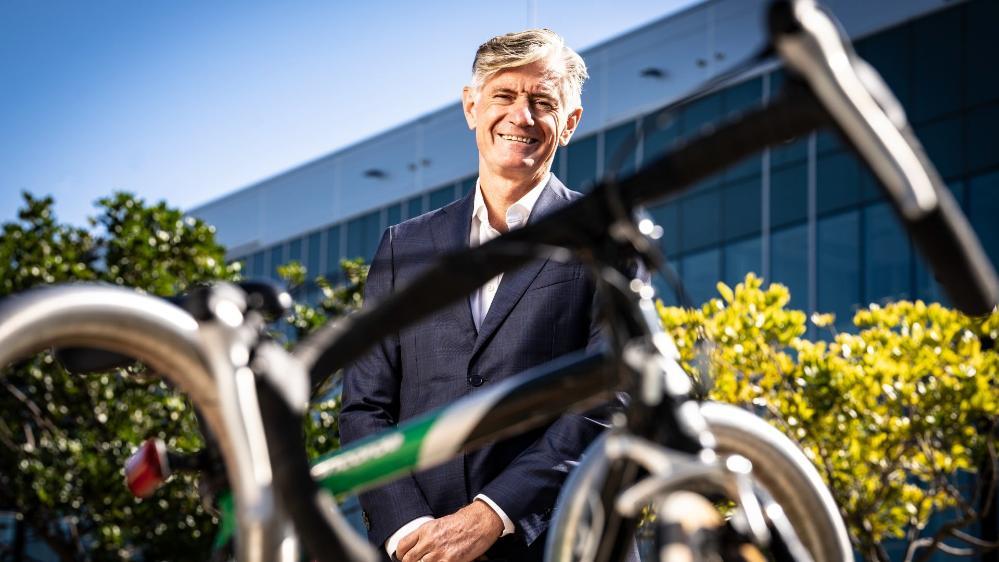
[
  {"left": 430, "top": 192, "right": 478, "bottom": 338},
  {"left": 470, "top": 176, "right": 567, "bottom": 358}
]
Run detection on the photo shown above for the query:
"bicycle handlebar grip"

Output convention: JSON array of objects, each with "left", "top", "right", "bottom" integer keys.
[{"left": 255, "top": 378, "right": 379, "bottom": 562}]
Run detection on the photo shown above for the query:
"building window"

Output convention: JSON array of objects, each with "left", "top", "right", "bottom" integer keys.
[
  {"left": 723, "top": 236, "right": 762, "bottom": 289},
  {"left": 770, "top": 162, "right": 808, "bottom": 229},
  {"left": 681, "top": 248, "right": 721, "bottom": 305},
  {"left": 269, "top": 244, "right": 285, "bottom": 280},
  {"left": 722, "top": 176, "right": 762, "bottom": 240},
  {"left": 968, "top": 170, "right": 999, "bottom": 268},
  {"left": 679, "top": 188, "right": 722, "bottom": 252},
  {"left": 346, "top": 211, "right": 382, "bottom": 262},
  {"left": 428, "top": 185, "right": 456, "bottom": 210},
  {"left": 911, "top": 7, "right": 961, "bottom": 123},
  {"left": 771, "top": 224, "right": 808, "bottom": 311},
  {"left": 407, "top": 195, "right": 425, "bottom": 220},
  {"left": 641, "top": 110, "right": 680, "bottom": 163},
  {"left": 289, "top": 237, "right": 303, "bottom": 264},
  {"left": 818, "top": 211, "right": 860, "bottom": 331},
  {"left": 307, "top": 231, "right": 321, "bottom": 277},
  {"left": 603, "top": 121, "right": 638, "bottom": 178},
  {"left": 325, "top": 225, "right": 342, "bottom": 279},
  {"left": 566, "top": 135, "right": 598, "bottom": 192},
  {"left": 863, "top": 202, "right": 911, "bottom": 304},
  {"left": 386, "top": 204, "right": 402, "bottom": 227}
]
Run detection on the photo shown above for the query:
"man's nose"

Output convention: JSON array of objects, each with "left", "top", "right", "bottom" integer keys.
[{"left": 509, "top": 97, "right": 534, "bottom": 127}]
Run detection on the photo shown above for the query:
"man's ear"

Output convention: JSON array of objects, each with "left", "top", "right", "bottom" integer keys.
[
  {"left": 461, "top": 87, "right": 477, "bottom": 130},
  {"left": 560, "top": 106, "right": 583, "bottom": 146}
]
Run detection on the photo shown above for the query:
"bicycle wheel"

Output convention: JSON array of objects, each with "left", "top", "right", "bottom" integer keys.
[{"left": 545, "top": 402, "right": 852, "bottom": 562}]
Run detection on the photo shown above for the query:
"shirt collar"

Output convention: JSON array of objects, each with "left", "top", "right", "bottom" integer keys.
[{"left": 472, "top": 172, "right": 550, "bottom": 229}]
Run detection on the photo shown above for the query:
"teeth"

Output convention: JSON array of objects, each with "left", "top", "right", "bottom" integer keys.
[{"left": 499, "top": 134, "right": 537, "bottom": 144}]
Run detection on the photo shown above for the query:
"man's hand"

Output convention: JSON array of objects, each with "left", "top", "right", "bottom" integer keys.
[{"left": 396, "top": 500, "right": 504, "bottom": 562}]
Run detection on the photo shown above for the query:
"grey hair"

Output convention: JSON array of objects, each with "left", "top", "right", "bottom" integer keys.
[{"left": 470, "top": 28, "right": 588, "bottom": 111}]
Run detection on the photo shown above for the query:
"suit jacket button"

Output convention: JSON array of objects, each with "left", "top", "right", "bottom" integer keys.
[{"left": 468, "top": 375, "right": 484, "bottom": 387}]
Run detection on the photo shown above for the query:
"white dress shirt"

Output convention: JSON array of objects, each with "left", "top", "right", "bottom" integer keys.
[{"left": 384, "top": 173, "right": 550, "bottom": 559}]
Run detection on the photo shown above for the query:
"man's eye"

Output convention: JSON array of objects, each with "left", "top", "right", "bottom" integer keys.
[{"left": 534, "top": 100, "right": 555, "bottom": 110}]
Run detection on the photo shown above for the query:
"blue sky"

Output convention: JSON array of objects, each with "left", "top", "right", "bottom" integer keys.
[{"left": 0, "top": 1, "right": 700, "bottom": 226}]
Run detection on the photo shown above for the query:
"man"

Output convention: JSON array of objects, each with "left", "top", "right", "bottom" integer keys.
[{"left": 340, "top": 28, "right": 601, "bottom": 562}]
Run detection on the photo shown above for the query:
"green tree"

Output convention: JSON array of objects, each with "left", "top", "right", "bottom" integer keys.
[
  {"left": 276, "top": 257, "right": 368, "bottom": 458},
  {"left": 0, "top": 192, "right": 239, "bottom": 560},
  {"left": 0, "top": 192, "right": 370, "bottom": 560},
  {"left": 658, "top": 273, "right": 998, "bottom": 562}
]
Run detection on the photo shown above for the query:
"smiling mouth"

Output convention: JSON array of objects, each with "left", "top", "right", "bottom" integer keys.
[{"left": 498, "top": 134, "right": 538, "bottom": 145}]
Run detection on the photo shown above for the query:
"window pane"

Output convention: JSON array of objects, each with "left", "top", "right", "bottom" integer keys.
[
  {"left": 681, "top": 248, "right": 721, "bottom": 306},
  {"left": 641, "top": 110, "right": 680, "bottom": 162},
  {"left": 648, "top": 202, "right": 680, "bottom": 257},
  {"left": 723, "top": 154, "right": 761, "bottom": 184},
  {"left": 915, "top": 117, "right": 962, "bottom": 180},
  {"left": 566, "top": 135, "right": 598, "bottom": 192},
  {"left": 346, "top": 211, "right": 382, "bottom": 263},
  {"left": 460, "top": 177, "right": 476, "bottom": 198},
  {"left": 864, "top": 202, "right": 911, "bottom": 304},
  {"left": 269, "top": 245, "right": 285, "bottom": 280},
  {"left": 856, "top": 25, "right": 911, "bottom": 109},
  {"left": 816, "top": 130, "right": 842, "bottom": 154},
  {"left": 723, "top": 236, "right": 761, "bottom": 288},
  {"left": 818, "top": 211, "right": 860, "bottom": 331},
  {"left": 307, "top": 232, "right": 321, "bottom": 278},
  {"left": 386, "top": 204, "right": 402, "bottom": 227},
  {"left": 604, "top": 121, "right": 637, "bottom": 177},
  {"left": 816, "top": 151, "right": 861, "bottom": 214},
  {"left": 723, "top": 77, "right": 761, "bottom": 116},
  {"left": 771, "top": 224, "right": 808, "bottom": 311},
  {"left": 965, "top": 103, "right": 999, "bottom": 174},
  {"left": 679, "top": 92, "right": 723, "bottom": 140},
  {"left": 407, "top": 196, "right": 425, "bottom": 219},
  {"left": 770, "top": 162, "right": 807, "bottom": 228},
  {"left": 251, "top": 250, "right": 265, "bottom": 279},
  {"left": 770, "top": 138, "right": 807, "bottom": 168},
  {"left": 289, "top": 237, "right": 303, "bottom": 263},
  {"left": 679, "top": 189, "right": 722, "bottom": 252},
  {"left": 911, "top": 8, "right": 961, "bottom": 123},
  {"left": 966, "top": 0, "right": 999, "bottom": 106},
  {"left": 968, "top": 170, "right": 999, "bottom": 268},
  {"left": 346, "top": 217, "right": 365, "bottom": 260},
  {"left": 325, "top": 225, "right": 342, "bottom": 279},
  {"left": 429, "top": 185, "right": 456, "bottom": 210},
  {"left": 723, "top": 176, "right": 761, "bottom": 240}
]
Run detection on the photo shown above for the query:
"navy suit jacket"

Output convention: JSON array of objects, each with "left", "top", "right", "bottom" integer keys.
[{"left": 339, "top": 175, "right": 602, "bottom": 561}]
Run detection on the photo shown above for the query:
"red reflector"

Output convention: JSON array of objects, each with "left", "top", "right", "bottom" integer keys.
[{"left": 125, "top": 439, "right": 170, "bottom": 498}]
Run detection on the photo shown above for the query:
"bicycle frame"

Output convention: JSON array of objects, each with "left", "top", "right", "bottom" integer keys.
[
  {"left": 1, "top": 1, "right": 995, "bottom": 561},
  {"left": 230, "top": 1, "right": 996, "bottom": 560}
]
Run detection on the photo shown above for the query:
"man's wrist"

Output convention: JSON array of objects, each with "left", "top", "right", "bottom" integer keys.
[
  {"left": 473, "top": 494, "right": 515, "bottom": 537},
  {"left": 385, "top": 516, "right": 433, "bottom": 559}
]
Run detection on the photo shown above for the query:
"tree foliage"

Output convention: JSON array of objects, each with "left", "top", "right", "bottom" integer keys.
[
  {"left": 0, "top": 192, "right": 238, "bottom": 561},
  {"left": 0, "top": 193, "right": 368, "bottom": 561},
  {"left": 276, "top": 257, "right": 368, "bottom": 459},
  {"left": 658, "top": 273, "right": 998, "bottom": 562}
]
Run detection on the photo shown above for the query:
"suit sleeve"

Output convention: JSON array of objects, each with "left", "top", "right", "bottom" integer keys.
[
  {"left": 339, "top": 227, "right": 434, "bottom": 547},
  {"left": 478, "top": 272, "right": 613, "bottom": 547}
]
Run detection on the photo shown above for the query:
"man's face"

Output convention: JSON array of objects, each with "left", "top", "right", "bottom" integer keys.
[{"left": 462, "top": 58, "right": 582, "bottom": 184}]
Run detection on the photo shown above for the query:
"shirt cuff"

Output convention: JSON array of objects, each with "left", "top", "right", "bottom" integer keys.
[
  {"left": 385, "top": 516, "right": 434, "bottom": 560},
  {"left": 474, "top": 494, "right": 515, "bottom": 537}
]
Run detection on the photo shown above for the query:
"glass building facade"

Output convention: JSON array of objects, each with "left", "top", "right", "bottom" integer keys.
[{"left": 233, "top": 0, "right": 999, "bottom": 332}]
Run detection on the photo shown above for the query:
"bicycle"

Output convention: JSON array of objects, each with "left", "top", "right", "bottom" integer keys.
[{"left": 1, "top": 1, "right": 995, "bottom": 561}]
